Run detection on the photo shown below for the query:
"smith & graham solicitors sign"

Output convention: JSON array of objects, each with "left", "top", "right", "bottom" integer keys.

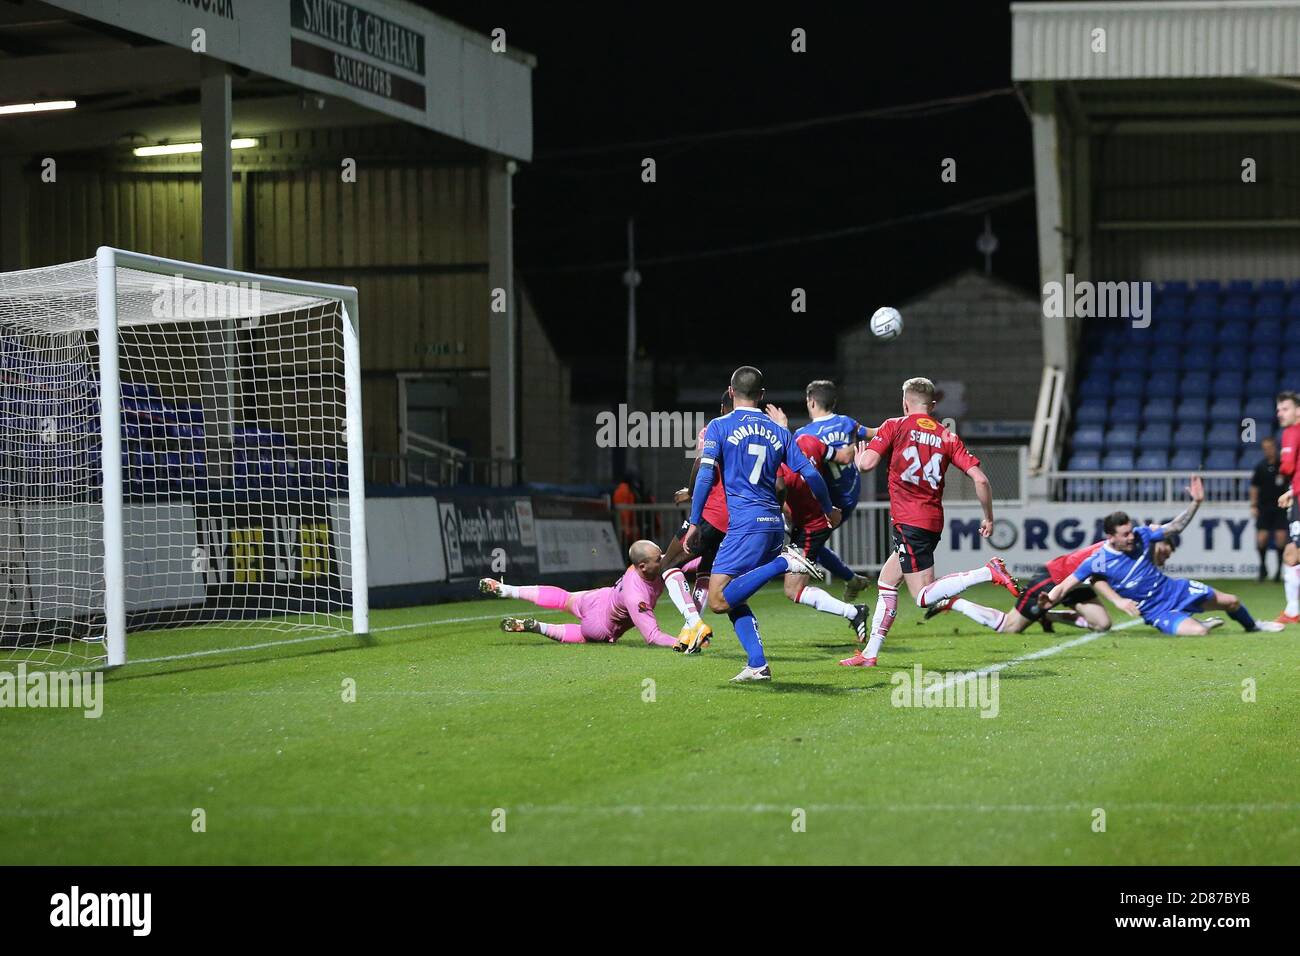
[{"left": 291, "top": 0, "right": 427, "bottom": 110}]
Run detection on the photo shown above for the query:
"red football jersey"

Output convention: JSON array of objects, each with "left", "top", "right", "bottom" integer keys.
[
  {"left": 778, "top": 463, "right": 830, "bottom": 532},
  {"left": 1046, "top": 540, "right": 1104, "bottom": 584},
  {"left": 695, "top": 426, "right": 729, "bottom": 531},
  {"left": 866, "top": 413, "right": 980, "bottom": 532},
  {"left": 1280, "top": 423, "right": 1300, "bottom": 499}
]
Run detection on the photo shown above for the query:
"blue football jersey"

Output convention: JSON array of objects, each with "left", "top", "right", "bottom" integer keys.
[
  {"left": 1076, "top": 525, "right": 1178, "bottom": 607},
  {"left": 692, "top": 407, "right": 827, "bottom": 533},
  {"left": 795, "top": 414, "right": 869, "bottom": 509}
]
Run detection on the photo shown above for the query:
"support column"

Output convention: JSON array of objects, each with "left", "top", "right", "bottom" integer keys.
[
  {"left": 200, "top": 57, "right": 233, "bottom": 268},
  {"left": 487, "top": 156, "right": 517, "bottom": 469},
  {"left": 0, "top": 155, "right": 28, "bottom": 270},
  {"left": 1031, "top": 82, "right": 1069, "bottom": 370}
]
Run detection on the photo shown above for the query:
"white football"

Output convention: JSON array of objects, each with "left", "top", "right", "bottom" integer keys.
[{"left": 870, "top": 306, "right": 903, "bottom": 341}]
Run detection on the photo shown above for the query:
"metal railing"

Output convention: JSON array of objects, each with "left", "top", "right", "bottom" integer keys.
[
  {"left": 365, "top": 452, "right": 524, "bottom": 487},
  {"left": 1047, "top": 469, "right": 1250, "bottom": 503}
]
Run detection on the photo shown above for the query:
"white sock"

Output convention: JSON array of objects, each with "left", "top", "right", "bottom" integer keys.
[
  {"left": 917, "top": 566, "right": 993, "bottom": 607},
  {"left": 797, "top": 586, "right": 855, "bottom": 620},
  {"left": 661, "top": 568, "right": 701, "bottom": 627},
  {"left": 864, "top": 584, "right": 898, "bottom": 658},
  {"left": 951, "top": 598, "right": 1006, "bottom": 632},
  {"left": 498, "top": 582, "right": 519, "bottom": 599},
  {"left": 1285, "top": 564, "right": 1300, "bottom": 616}
]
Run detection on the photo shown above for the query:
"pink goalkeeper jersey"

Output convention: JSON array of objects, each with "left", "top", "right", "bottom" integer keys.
[{"left": 577, "top": 565, "right": 675, "bottom": 645}]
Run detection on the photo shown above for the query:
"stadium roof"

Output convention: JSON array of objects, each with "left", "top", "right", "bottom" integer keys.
[{"left": 1012, "top": 0, "right": 1300, "bottom": 81}]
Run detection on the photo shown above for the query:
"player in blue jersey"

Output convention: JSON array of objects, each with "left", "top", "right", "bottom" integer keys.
[
  {"left": 685, "top": 366, "right": 840, "bottom": 682},
  {"left": 1040, "top": 476, "right": 1284, "bottom": 635},
  {"left": 794, "top": 379, "right": 875, "bottom": 603}
]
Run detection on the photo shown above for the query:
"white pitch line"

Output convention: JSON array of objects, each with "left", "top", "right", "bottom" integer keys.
[
  {"left": 937, "top": 617, "right": 1144, "bottom": 693},
  {"left": 121, "top": 610, "right": 563, "bottom": 667}
]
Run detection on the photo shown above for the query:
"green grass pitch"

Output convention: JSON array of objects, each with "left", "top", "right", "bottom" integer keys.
[{"left": 3, "top": 579, "right": 1298, "bottom": 865}]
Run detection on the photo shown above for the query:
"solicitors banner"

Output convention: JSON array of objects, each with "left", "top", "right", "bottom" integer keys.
[{"left": 936, "top": 503, "right": 1262, "bottom": 579}]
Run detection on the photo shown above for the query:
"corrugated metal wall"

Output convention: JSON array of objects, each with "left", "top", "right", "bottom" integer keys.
[{"left": 1091, "top": 131, "right": 1300, "bottom": 280}]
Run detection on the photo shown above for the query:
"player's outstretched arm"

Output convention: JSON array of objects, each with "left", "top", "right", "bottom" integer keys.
[
  {"left": 854, "top": 440, "right": 881, "bottom": 473},
  {"left": 1041, "top": 573, "right": 1083, "bottom": 609},
  {"left": 1160, "top": 475, "right": 1203, "bottom": 535},
  {"left": 966, "top": 464, "right": 995, "bottom": 537},
  {"left": 1092, "top": 578, "right": 1140, "bottom": 617},
  {"left": 764, "top": 404, "right": 788, "bottom": 428}
]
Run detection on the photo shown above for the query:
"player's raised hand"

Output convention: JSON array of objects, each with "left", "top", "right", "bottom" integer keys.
[
  {"left": 853, "top": 440, "right": 872, "bottom": 471},
  {"left": 764, "top": 403, "right": 788, "bottom": 428},
  {"left": 682, "top": 523, "right": 699, "bottom": 554},
  {"left": 1186, "top": 474, "right": 1204, "bottom": 502},
  {"left": 828, "top": 507, "right": 843, "bottom": 529},
  {"left": 979, "top": 518, "right": 994, "bottom": 538},
  {"left": 672, "top": 487, "right": 690, "bottom": 505}
]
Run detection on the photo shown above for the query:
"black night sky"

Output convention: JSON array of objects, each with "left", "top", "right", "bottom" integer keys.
[{"left": 424, "top": 3, "right": 1039, "bottom": 396}]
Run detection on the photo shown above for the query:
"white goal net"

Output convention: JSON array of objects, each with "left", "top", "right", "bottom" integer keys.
[{"left": 0, "top": 248, "right": 368, "bottom": 668}]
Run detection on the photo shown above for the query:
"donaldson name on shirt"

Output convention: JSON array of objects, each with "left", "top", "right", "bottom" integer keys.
[{"left": 725, "top": 420, "right": 784, "bottom": 451}]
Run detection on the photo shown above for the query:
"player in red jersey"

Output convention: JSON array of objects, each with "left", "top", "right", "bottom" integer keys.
[
  {"left": 1273, "top": 391, "right": 1300, "bottom": 624},
  {"left": 925, "top": 539, "right": 1118, "bottom": 633},
  {"left": 773, "top": 436, "right": 871, "bottom": 641},
  {"left": 839, "top": 377, "right": 1020, "bottom": 667},
  {"left": 660, "top": 391, "right": 732, "bottom": 652}
]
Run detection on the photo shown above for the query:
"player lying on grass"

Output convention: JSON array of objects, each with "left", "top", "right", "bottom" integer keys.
[
  {"left": 659, "top": 390, "right": 733, "bottom": 653},
  {"left": 924, "top": 533, "right": 1185, "bottom": 634},
  {"left": 840, "top": 376, "right": 1021, "bottom": 668},
  {"left": 1039, "top": 478, "right": 1284, "bottom": 636},
  {"left": 481, "top": 541, "right": 706, "bottom": 648},
  {"left": 767, "top": 400, "right": 872, "bottom": 602}
]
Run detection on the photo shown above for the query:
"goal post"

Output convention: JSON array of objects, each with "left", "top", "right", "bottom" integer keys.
[{"left": 1, "top": 247, "right": 368, "bottom": 668}]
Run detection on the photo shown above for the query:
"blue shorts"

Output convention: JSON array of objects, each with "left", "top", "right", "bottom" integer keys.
[
  {"left": 711, "top": 528, "right": 785, "bottom": 579},
  {"left": 1142, "top": 579, "right": 1213, "bottom": 635}
]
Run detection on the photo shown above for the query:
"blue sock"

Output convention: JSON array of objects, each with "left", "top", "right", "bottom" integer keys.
[
  {"left": 1229, "top": 605, "right": 1256, "bottom": 631},
  {"left": 816, "top": 546, "right": 855, "bottom": 582},
  {"left": 722, "top": 555, "right": 790, "bottom": 607},
  {"left": 727, "top": 604, "right": 765, "bottom": 668}
]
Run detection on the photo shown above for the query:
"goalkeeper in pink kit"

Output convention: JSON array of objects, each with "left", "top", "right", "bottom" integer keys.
[{"left": 479, "top": 540, "right": 702, "bottom": 648}]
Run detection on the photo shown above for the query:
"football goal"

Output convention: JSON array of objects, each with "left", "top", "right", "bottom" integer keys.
[{"left": 0, "top": 247, "right": 368, "bottom": 668}]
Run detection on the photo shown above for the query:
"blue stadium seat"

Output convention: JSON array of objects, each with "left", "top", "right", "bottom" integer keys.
[
  {"left": 1135, "top": 450, "right": 1169, "bottom": 470},
  {"left": 1153, "top": 322, "right": 1185, "bottom": 344},
  {"left": 1076, "top": 401, "right": 1109, "bottom": 425},
  {"left": 1138, "top": 423, "right": 1173, "bottom": 449},
  {"left": 1160, "top": 280, "right": 1190, "bottom": 295},
  {"left": 1195, "top": 280, "right": 1222, "bottom": 294},
  {"left": 1102, "top": 451, "right": 1134, "bottom": 471},
  {"left": 1182, "top": 347, "right": 1215, "bottom": 370},
  {"left": 1249, "top": 344, "right": 1280, "bottom": 368},
  {"left": 1188, "top": 293, "right": 1219, "bottom": 319},
  {"left": 1176, "top": 398, "right": 1208, "bottom": 422},
  {"left": 1085, "top": 351, "right": 1116, "bottom": 377},
  {"left": 1286, "top": 295, "right": 1300, "bottom": 319},
  {"left": 1152, "top": 345, "right": 1182, "bottom": 368},
  {"left": 1147, "top": 370, "right": 1179, "bottom": 395},
  {"left": 1179, "top": 370, "right": 1211, "bottom": 396},
  {"left": 1255, "top": 295, "right": 1284, "bottom": 319},
  {"left": 1206, "top": 424, "right": 1240, "bottom": 449},
  {"left": 1227, "top": 279, "right": 1254, "bottom": 294},
  {"left": 1238, "top": 446, "right": 1263, "bottom": 469},
  {"left": 1259, "top": 279, "right": 1285, "bottom": 293},
  {"left": 1221, "top": 294, "right": 1252, "bottom": 320},
  {"left": 1253, "top": 318, "right": 1283, "bottom": 343},
  {"left": 1104, "top": 425, "right": 1139, "bottom": 450},
  {"left": 1211, "top": 371, "right": 1244, "bottom": 396},
  {"left": 1209, "top": 397, "right": 1242, "bottom": 420},
  {"left": 1110, "top": 399, "right": 1142, "bottom": 424},
  {"left": 1143, "top": 397, "right": 1176, "bottom": 422},
  {"left": 1205, "top": 449, "right": 1237, "bottom": 470},
  {"left": 1281, "top": 371, "right": 1300, "bottom": 393},
  {"left": 1173, "top": 423, "right": 1206, "bottom": 446},
  {"left": 1243, "top": 397, "right": 1276, "bottom": 423},
  {"left": 1112, "top": 377, "right": 1144, "bottom": 400},
  {"left": 1068, "top": 447, "right": 1101, "bottom": 467},
  {"left": 1114, "top": 349, "right": 1148, "bottom": 373},
  {"left": 1186, "top": 320, "right": 1217, "bottom": 344},
  {"left": 1171, "top": 448, "right": 1203, "bottom": 471},
  {"left": 1154, "top": 296, "right": 1186, "bottom": 320},
  {"left": 1216, "top": 320, "right": 1251, "bottom": 346},
  {"left": 1079, "top": 374, "right": 1111, "bottom": 400}
]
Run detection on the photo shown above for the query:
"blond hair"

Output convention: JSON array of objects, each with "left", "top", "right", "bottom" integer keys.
[{"left": 901, "top": 377, "right": 936, "bottom": 404}]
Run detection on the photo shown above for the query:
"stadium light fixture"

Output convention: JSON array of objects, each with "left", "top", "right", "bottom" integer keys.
[
  {"left": 0, "top": 100, "right": 77, "bottom": 116},
  {"left": 132, "top": 138, "right": 259, "bottom": 157}
]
